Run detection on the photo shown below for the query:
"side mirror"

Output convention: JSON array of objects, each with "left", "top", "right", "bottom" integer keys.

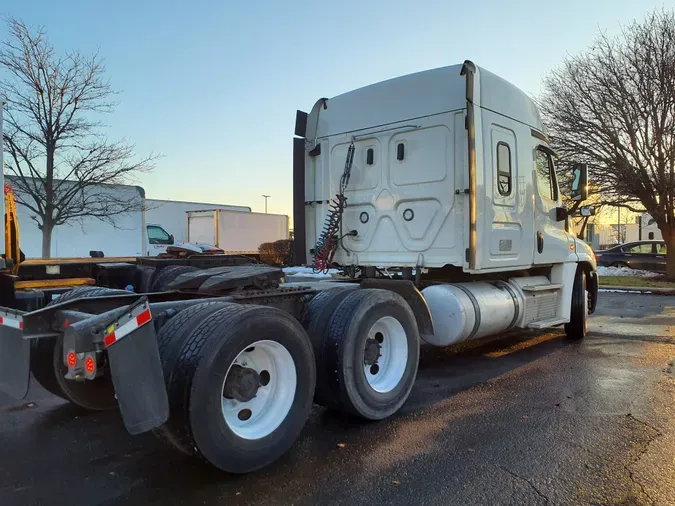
[
  {"left": 570, "top": 163, "right": 588, "bottom": 201},
  {"left": 169, "top": 234, "right": 175, "bottom": 245},
  {"left": 579, "top": 205, "right": 595, "bottom": 217}
]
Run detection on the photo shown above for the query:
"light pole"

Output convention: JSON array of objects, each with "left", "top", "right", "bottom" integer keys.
[
  {"left": 617, "top": 207, "right": 621, "bottom": 243},
  {"left": 262, "top": 195, "right": 270, "bottom": 214}
]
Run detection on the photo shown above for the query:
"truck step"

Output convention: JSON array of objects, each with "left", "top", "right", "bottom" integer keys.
[
  {"left": 521, "top": 283, "right": 563, "bottom": 292},
  {"left": 527, "top": 317, "right": 568, "bottom": 329}
]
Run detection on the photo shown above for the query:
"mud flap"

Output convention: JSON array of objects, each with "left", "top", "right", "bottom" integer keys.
[
  {"left": 103, "top": 301, "right": 169, "bottom": 435},
  {"left": 0, "top": 324, "right": 30, "bottom": 399}
]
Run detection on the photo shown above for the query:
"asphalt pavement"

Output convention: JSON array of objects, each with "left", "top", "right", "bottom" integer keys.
[{"left": 1, "top": 292, "right": 674, "bottom": 506}]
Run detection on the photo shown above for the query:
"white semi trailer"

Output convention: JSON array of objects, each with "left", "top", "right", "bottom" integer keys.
[{"left": 0, "top": 62, "right": 598, "bottom": 475}]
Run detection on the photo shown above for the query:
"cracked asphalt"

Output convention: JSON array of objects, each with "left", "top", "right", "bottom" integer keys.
[{"left": 1, "top": 292, "right": 674, "bottom": 505}]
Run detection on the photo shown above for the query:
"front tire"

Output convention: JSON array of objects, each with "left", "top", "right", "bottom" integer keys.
[{"left": 565, "top": 269, "right": 588, "bottom": 340}]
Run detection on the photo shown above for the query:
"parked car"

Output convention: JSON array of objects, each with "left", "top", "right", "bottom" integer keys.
[{"left": 595, "top": 240, "right": 667, "bottom": 271}]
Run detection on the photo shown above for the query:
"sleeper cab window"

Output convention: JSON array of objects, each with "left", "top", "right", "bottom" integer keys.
[{"left": 496, "top": 142, "right": 512, "bottom": 196}]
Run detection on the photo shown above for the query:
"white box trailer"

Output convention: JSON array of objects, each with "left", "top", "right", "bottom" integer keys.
[
  {"left": 10, "top": 178, "right": 148, "bottom": 258},
  {"left": 187, "top": 209, "right": 289, "bottom": 254},
  {"left": 8, "top": 177, "right": 251, "bottom": 258},
  {"left": 145, "top": 199, "right": 250, "bottom": 244}
]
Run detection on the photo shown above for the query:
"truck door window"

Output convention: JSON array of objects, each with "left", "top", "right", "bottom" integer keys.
[
  {"left": 535, "top": 149, "right": 558, "bottom": 201},
  {"left": 147, "top": 226, "right": 172, "bottom": 245},
  {"left": 496, "top": 142, "right": 512, "bottom": 196},
  {"left": 658, "top": 243, "right": 667, "bottom": 254}
]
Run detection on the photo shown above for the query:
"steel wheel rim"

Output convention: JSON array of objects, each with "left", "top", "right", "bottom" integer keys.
[
  {"left": 221, "top": 340, "right": 297, "bottom": 440},
  {"left": 363, "top": 316, "right": 408, "bottom": 393}
]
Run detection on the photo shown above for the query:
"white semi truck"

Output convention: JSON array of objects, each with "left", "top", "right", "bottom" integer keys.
[{"left": 0, "top": 62, "right": 598, "bottom": 475}]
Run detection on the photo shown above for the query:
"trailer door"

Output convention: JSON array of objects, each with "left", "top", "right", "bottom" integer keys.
[{"left": 187, "top": 211, "right": 217, "bottom": 246}]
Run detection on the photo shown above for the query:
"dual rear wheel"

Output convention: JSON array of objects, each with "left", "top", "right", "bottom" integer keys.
[
  {"left": 32, "top": 283, "right": 420, "bottom": 473},
  {"left": 303, "top": 288, "right": 421, "bottom": 420},
  {"left": 156, "top": 287, "right": 420, "bottom": 473},
  {"left": 155, "top": 303, "right": 315, "bottom": 473}
]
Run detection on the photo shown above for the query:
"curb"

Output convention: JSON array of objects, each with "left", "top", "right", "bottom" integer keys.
[{"left": 600, "top": 285, "right": 675, "bottom": 295}]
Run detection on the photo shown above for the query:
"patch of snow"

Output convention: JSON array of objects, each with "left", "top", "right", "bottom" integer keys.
[
  {"left": 599, "top": 288, "right": 651, "bottom": 294},
  {"left": 596, "top": 266, "right": 661, "bottom": 278},
  {"left": 283, "top": 266, "right": 340, "bottom": 279}
]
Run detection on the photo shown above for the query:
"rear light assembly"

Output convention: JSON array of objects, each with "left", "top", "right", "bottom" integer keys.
[{"left": 64, "top": 349, "right": 99, "bottom": 380}]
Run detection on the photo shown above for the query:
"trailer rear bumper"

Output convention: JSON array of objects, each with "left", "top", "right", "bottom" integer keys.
[{"left": 0, "top": 298, "right": 169, "bottom": 435}]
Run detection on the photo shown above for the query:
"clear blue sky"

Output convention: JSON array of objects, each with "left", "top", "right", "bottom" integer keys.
[{"left": 3, "top": 0, "right": 673, "bottom": 217}]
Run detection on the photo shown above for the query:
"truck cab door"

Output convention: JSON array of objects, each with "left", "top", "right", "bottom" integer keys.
[
  {"left": 146, "top": 225, "right": 174, "bottom": 257},
  {"left": 533, "top": 147, "right": 570, "bottom": 265}
]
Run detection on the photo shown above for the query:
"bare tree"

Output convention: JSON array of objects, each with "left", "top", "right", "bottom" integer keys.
[
  {"left": 0, "top": 18, "right": 155, "bottom": 258},
  {"left": 539, "top": 10, "right": 675, "bottom": 277}
]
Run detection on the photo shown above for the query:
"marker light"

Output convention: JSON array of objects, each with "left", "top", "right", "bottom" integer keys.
[{"left": 85, "top": 357, "right": 96, "bottom": 374}]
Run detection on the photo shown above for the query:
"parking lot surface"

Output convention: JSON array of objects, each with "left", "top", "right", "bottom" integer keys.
[{"left": 1, "top": 292, "right": 674, "bottom": 505}]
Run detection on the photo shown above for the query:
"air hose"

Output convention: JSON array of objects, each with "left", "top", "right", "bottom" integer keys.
[{"left": 312, "top": 142, "right": 355, "bottom": 273}]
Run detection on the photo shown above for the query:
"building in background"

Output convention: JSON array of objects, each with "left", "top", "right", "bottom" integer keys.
[{"left": 577, "top": 212, "right": 662, "bottom": 250}]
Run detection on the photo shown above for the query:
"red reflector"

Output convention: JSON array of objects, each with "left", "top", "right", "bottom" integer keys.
[
  {"left": 104, "top": 332, "right": 116, "bottom": 348},
  {"left": 0, "top": 316, "right": 3, "bottom": 324},
  {"left": 67, "top": 352, "right": 76, "bottom": 368},
  {"left": 136, "top": 309, "right": 151, "bottom": 327},
  {"left": 64, "top": 320, "right": 70, "bottom": 329},
  {"left": 85, "top": 357, "right": 95, "bottom": 374},
  {"left": 19, "top": 321, "right": 23, "bottom": 330}
]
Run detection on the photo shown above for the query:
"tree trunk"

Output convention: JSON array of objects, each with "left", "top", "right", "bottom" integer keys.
[
  {"left": 41, "top": 221, "right": 53, "bottom": 259},
  {"left": 662, "top": 227, "right": 675, "bottom": 280}
]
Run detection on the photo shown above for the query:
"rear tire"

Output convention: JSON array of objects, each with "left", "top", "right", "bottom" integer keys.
[
  {"left": 301, "top": 285, "right": 357, "bottom": 402},
  {"left": 611, "top": 262, "right": 629, "bottom": 269},
  {"left": 153, "top": 301, "right": 237, "bottom": 454},
  {"left": 30, "top": 287, "right": 127, "bottom": 409},
  {"left": 151, "top": 265, "right": 199, "bottom": 292},
  {"left": 319, "top": 289, "right": 420, "bottom": 420},
  {"left": 565, "top": 269, "right": 588, "bottom": 340},
  {"left": 163, "top": 304, "right": 316, "bottom": 473}
]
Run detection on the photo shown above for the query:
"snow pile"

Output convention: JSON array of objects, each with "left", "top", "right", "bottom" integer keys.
[
  {"left": 596, "top": 266, "right": 661, "bottom": 278},
  {"left": 599, "top": 288, "right": 651, "bottom": 294},
  {"left": 283, "top": 266, "right": 340, "bottom": 279}
]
